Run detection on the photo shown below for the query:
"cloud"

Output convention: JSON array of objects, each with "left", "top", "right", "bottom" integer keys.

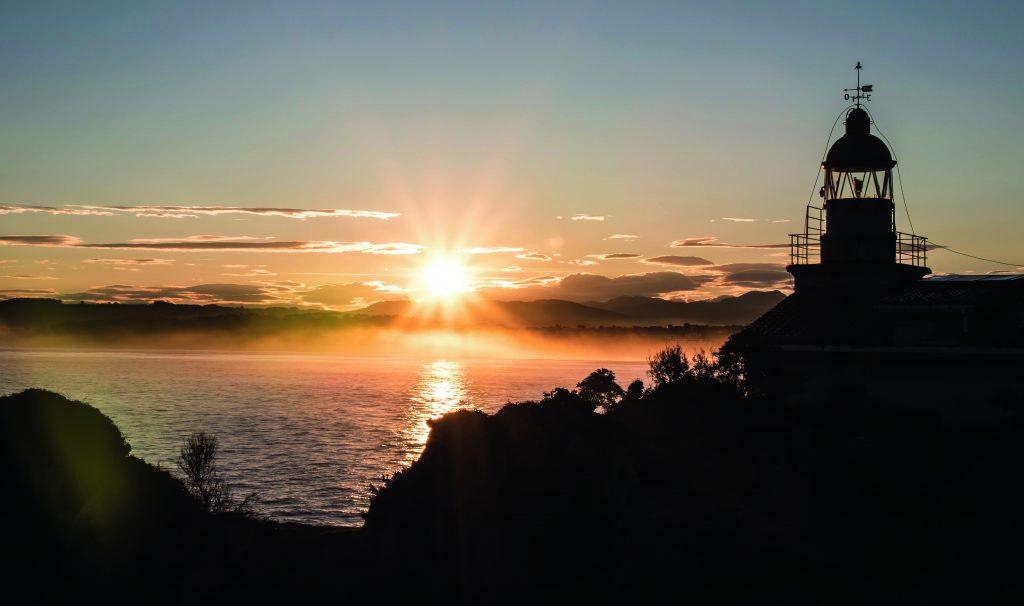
[
  {"left": 80, "top": 239, "right": 367, "bottom": 252},
  {"left": 80, "top": 256, "right": 176, "bottom": 274},
  {"left": 604, "top": 234, "right": 638, "bottom": 240},
  {"left": 0, "top": 205, "right": 115, "bottom": 216},
  {"left": 0, "top": 274, "right": 58, "bottom": 280},
  {"left": 587, "top": 253, "right": 642, "bottom": 260},
  {"left": 569, "top": 214, "right": 606, "bottom": 221},
  {"left": 671, "top": 236, "right": 788, "bottom": 249},
  {"left": 360, "top": 243, "right": 426, "bottom": 255},
  {"left": 721, "top": 270, "right": 793, "bottom": 287},
  {"left": 483, "top": 275, "right": 560, "bottom": 292},
  {"left": 128, "top": 235, "right": 268, "bottom": 244},
  {"left": 515, "top": 252, "right": 551, "bottom": 261},
  {"left": 299, "top": 282, "right": 405, "bottom": 309},
  {"left": 458, "top": 246, "right": 525, "bottom": 254},
  {"left": 83, "top": 258, "right": 175, "bottom": 266},
  {"left": 712, "top": 263, "right": 788, "bottom": 273},
  {"left": 515, "top": 275, "right": 560, "bottom": 286},
  {"left": 0, "top": 234, "right": 424, "bottom": 254},
  {"left": 481, "top": 271, "right": 712, "bottom": 301},
  {"left": 0, "top": 235, "right": 82, "bottom": 246},
  {"left": 0, "top": 204, "right": 399, "bottom": 220},
  {"left": 553, "top": 272, "right": 711, "bottom": 299},
  {"left": 641, "top": 255, "right": 715, "bottom": 267},
  {"left": 0, "top": 288, "right": 58, "bottom": 298},
  {"left": 566, "top": 259, "right": 599, "bottom": 267},
  {"left": 222, "top": 269, "right": 277, "bottom": 277},
  {"left": 59, "top": 281, "right": 325, "bottom": 305},
  {"left": 711, "top": 263, "right": 793, "bottom": 288},
  {"left": 61, "top": 283, "right": 290, "bottom": 305}
]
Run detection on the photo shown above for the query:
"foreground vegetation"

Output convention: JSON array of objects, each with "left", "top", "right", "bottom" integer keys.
[{"left": 4, "top": 347, "right": 1024, "bottom": 603}]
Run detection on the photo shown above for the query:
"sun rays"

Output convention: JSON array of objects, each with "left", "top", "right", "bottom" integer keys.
[{"left": 421, "top": 259, "right": 471, "bottom": 299}]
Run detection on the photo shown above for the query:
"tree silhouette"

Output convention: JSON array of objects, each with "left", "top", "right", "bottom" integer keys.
[
  {"left": 648, "top": 344, "right": 688, "bottom": 387},
  {"left": 576, "top": 368, "right": 625, "bottom": 408},
  {"left": 177, "top": 431, "right": 231, "bottom": 512},
  {"left": 624, "top": 379, "right": 645, "bottom": 402},
  {"left": 691, "top": 350, "right": 716, "bottom": 381}
]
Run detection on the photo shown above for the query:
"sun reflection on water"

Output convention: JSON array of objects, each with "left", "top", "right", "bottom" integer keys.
[{"left": 404, "top": 360, "right": 473, "bottom": 462}]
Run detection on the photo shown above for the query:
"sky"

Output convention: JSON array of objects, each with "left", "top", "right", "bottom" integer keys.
[{"left": 2, "top": 1, "right": 1023, "bottom": 308}]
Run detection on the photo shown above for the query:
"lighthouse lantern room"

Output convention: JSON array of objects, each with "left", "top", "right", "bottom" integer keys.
[{"left": 788, "top": 63, "right": 929, "bottom": 292}]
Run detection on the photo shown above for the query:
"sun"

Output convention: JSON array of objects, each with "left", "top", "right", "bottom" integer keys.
[{"left": 421, "top": 259, "right": 471, "bottom": 298}]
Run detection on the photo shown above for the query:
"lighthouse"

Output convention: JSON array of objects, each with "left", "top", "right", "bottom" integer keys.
[
  {"left": 728, "top": 63, "right": 1024, "bottom": 409},
  {"left": 788, "top": 63, "right": 929, "bottom": 292}
]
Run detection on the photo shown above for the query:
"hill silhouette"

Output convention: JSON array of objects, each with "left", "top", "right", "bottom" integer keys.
[
  {"left": 0, "top": 388, "right": 418, "bottom": 603},
  {"left": 354, "top": 297, "right": 629, "bottom": 325},
  {"left": 0, "top": 294, "right": 780, "bottom": 350},
  {"left": 7, "top": 348, "right": 1022, "bottom": 603},
  {"left": 587, "top": 290, "right": 785, "bottom": 325},
  {"left": 350, "top": 290, "right": 785, "bottom": 326},
  {"left": 363, "top": 369, "right": 1024, "bottom": 603}
]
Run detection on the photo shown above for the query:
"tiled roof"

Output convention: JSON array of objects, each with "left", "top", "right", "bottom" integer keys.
[{"left": 733, "top": 274, "right": 1024, "bottom": 348}]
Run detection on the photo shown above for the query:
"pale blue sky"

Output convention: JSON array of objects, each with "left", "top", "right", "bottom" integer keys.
[{"left": 1, "top": 1, "right": 1022, "bottom": 305}]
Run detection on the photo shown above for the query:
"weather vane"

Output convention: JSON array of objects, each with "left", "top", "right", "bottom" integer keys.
[{"left": 843, "top": 61, "right": 873, "bottom": 108}]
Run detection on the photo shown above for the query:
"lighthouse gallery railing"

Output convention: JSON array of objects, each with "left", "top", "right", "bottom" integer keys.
[{"left": 789, "top": 231, "right": 928, "bottom": 267}]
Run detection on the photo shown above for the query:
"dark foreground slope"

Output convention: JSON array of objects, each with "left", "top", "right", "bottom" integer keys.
[
  {"left": 0, "top": 389, "right": 395, "bottom": 604},
  {"left": 6, "top": 380, "right": 1024, "bottom": 604},
  {"left": 365, "top": 381, "right": 1024, "bottom": 604}
]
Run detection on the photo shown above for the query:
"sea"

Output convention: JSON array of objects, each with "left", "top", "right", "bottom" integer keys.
[{"left": 0, "top": 349, "right": 651, "bottom": 526}]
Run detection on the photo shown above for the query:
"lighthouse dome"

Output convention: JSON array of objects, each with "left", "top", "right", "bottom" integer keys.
[{"left": 823, "top": 108, "right": 895, "bottom": 171}]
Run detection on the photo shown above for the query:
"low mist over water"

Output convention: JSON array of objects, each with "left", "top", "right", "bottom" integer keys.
[{"left": 0, "top": 349, "right": 651, "bottom": 525}]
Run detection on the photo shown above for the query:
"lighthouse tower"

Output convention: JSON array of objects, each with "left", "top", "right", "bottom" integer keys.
[
  {"left": 730, "top": 64, "right": 1024, "bottom": 408},
  {"left": 788, "top": 63, "right": 929, "bottom": 292}
]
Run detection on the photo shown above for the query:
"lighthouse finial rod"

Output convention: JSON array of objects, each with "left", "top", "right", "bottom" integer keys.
[{"left": 843, "top": 61, "right": 873, "bottom": 108}]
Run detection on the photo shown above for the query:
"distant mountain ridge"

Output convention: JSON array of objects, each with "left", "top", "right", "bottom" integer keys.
[
  {"left": 587, "top": 290, "right": 786, "bottom": 326},
  {"left": 353, "top": 290, "right": 785, "bottom": 327},
  {"left": 0, "top": 291, "right": 786, "bottom": 340}
]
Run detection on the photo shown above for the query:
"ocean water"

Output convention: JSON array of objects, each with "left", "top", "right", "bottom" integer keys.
[{"left": 0, "top": 349, "right": 649, "bottom": 526}]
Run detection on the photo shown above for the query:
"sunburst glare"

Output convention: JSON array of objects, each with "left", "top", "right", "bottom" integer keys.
[{"left": 422, "top": 259, "right": 471, "bottom": 298}]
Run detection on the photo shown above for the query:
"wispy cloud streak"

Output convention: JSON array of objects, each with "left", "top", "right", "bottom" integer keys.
[
  {"left": 671, "top": 237, "right": 788, "bottom": 249},
  {"left": 587, "top": 253, "right": 641, "bottom": 260},
  {"left": 515, "top": 252, "right": 551, "bottom": 261},
  {"left": 641, "top": 256, "right": 714, "bottom": 267},
  {"left": 83, "top": 258, "right": 175, "bottom": 266},
  {"left": 0, "top": 234, "right": 424, "bottom": 254},
  {"left": 0, "top": 204, "right": 400, "bottom": 220}
]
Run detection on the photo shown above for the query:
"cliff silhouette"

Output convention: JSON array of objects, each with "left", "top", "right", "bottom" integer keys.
[
  {"left": 362, "top": 363, "right": 1024, "bottom": 603},
  {"left": 5, "top": 352, "right": 1024, "bottom": 603},
  {"left": 0, "top": 389, "right": 410, "bottom": 603}
]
